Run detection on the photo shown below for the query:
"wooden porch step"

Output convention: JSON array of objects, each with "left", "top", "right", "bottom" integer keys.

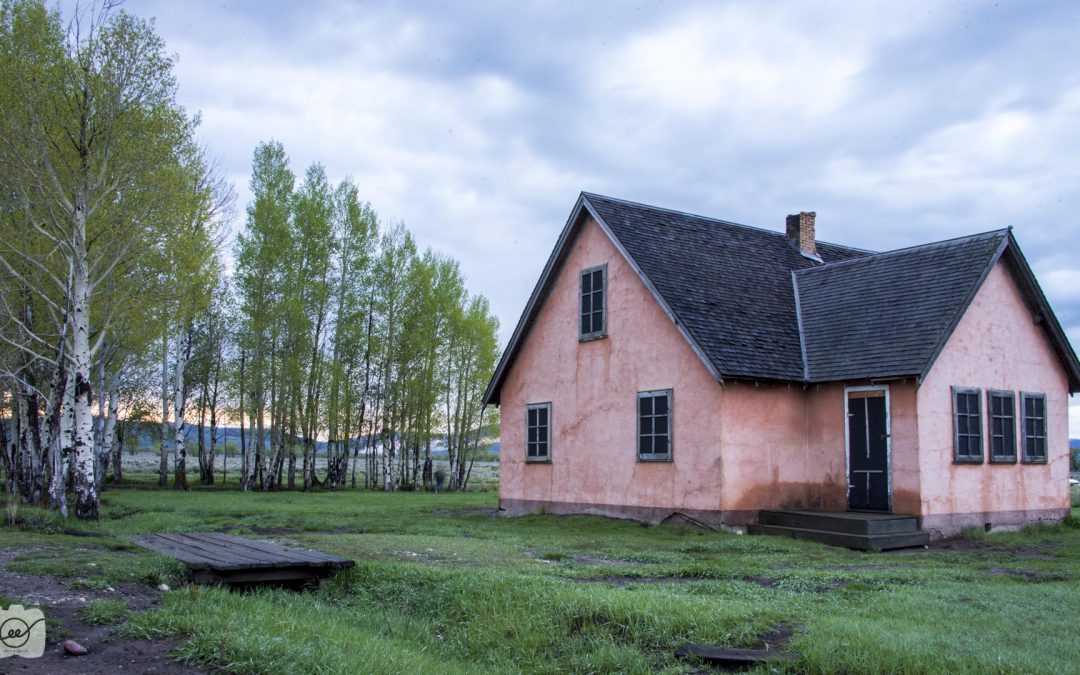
[
  {"left": 758, "top": 510, "right": 920, "bottom": 535},
  {"left": 747, "top": 522, "right": 929, "bottom": 551}
]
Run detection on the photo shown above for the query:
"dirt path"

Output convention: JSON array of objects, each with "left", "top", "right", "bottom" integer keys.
[{"left": 0, "top": 548, "right": 203, "bottom": 674}]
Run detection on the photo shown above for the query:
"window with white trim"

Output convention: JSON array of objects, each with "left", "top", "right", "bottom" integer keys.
[
  {"left": 987, "top": 390, "right": 1016, "bottom": 463},
  {"left": 1021, "top": 392, "right": 1047, "bottom": 464},
  {"left": 952, "top": 387, "right": 983, "bottom": 463},
  {"left": 526, "top": 403, "right": 551, "bottom": 462},
  {"left": 637, "top": 390, "right": 672, "bottom": 461},
  {"left": 580, "top": 265, "right": 606, "bottom": 340}
]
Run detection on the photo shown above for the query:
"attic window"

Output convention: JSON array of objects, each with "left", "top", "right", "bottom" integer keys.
[
  {"left": 526, "top": 403, "right": 551, "bottom": 462},
  {"left": 580, "top": 264, "right": 606, "bottom": 341},
  {"left": 952, "top": 387, "right": 983, "bottom": 464},
  {"left": 988, "top": 390, "right": 1016, "bottom": 463},
  {"left": 637, "top": 390, "right": 672, "bottom": 462},
  {"left": 1020, "top": 392, "right": 1047, "bottom": 464}
]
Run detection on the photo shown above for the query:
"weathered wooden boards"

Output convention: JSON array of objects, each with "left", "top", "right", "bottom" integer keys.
[
  {"left": 130, "top": 532, "right": 354, "bottom": 586},
  {"left": 674, "top": 643, "right": 799, "bottom": 667}
]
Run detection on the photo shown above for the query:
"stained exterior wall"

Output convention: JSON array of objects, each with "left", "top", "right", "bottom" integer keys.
[
  {"left": 915, "top": 261, "right": 1070, "bottom": 536},
  {"left": 498, "top": 217, "right": 729, "bottom": 521},
  {"left": 499, "top": 217, "right": 847, "bottom": 524},
  {"left": 498, "top": 221, "right": 1069, "bottom": 535}
]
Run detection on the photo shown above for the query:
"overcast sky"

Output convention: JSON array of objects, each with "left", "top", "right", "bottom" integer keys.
[{"left": 117, "top": 0, "right": 1080, "bottom": 434}]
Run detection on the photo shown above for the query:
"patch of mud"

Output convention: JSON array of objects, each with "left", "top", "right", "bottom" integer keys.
[
  {"left": 1011, "top": 545, "right": 1057, "bottom": 560},
  {"left": 751, "top": 622, "right": 795, "bottom": 651},
  {"left": 740, "top": 575, "right": 779, "bottom": 588},
  {"left": 829, "top": 563, "right": 915, "bottom": 571},
  {"left": 984, "top": 567, "right": 1066, "bottom": 582},
  {"left": 397, "top": 550, "right": 441, "bottom": 564},
  {"left": 566, "top": 575, "right": 702, "bottom": 586},
  {"left": 431, "top": 508, "right": 500, "bottom": 517},
  {"left": 242, "top": 526, "right": 352, "bottom": 535},
  {"left": 0, "top": 547, "right": 201, "bottom": 674},
  {"left": 570, "top": 555, "right": 640, "bottom": 567}
]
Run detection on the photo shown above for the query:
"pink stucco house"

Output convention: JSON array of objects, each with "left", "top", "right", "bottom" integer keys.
[{"left": 485, "top": 193, "right": 1080, "bottom": 544}]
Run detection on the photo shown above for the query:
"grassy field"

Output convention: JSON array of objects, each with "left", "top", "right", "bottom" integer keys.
[{"left": 2, "top": 481, "right": 1080, "bottom": 673}]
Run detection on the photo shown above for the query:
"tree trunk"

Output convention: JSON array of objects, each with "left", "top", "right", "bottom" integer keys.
[
  {"left": 72, "top": 203, "right": 99, "bottom": 519},
  {"left": 159, "top": 329, "right": 169, "bottom": 487},
  {"left": 172, "top": 325, "right": 192, "bottom": 491}
]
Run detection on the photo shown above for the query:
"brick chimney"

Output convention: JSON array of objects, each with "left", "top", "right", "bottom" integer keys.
[{"left": 785, "top": 211, "right": 817, "bottom": 256}]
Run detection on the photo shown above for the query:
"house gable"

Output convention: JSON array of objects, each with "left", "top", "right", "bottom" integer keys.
[{"left": 498, "top": 215, "right": 731, "bottom": 513}]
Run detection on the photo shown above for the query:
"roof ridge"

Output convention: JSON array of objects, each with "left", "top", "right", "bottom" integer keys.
[
  {"left": 581, "top": 191, "right": 870, "bottom": 254},
  {"left": 796, "top": 228, "right": 1011, "bottom": 275}
]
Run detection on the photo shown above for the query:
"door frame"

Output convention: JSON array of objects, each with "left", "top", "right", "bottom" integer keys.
[{"left": 844, "top": 384, "right": 892, "bottom": 512}]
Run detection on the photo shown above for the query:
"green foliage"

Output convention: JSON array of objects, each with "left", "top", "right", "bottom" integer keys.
[{"left": 79, "top": 598, "right": 129, "bottom": 625}]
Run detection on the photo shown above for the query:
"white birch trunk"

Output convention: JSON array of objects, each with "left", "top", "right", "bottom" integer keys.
[
  {"left": 172, "top": 325, "right": 191, "bottom": 490},
  {"left": 159, "top": 330, "right": 169, "bottom": 487},
  {"left": 100, "top": 378, "right": 119, "bottom": 486},
  {"left": 72, "top": 205, "right": 98, "bottom": 519}
]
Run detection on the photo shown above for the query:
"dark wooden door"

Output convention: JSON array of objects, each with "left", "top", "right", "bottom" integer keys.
[{"left": 847, "top": 390, "right": 889, "bottom": 511}]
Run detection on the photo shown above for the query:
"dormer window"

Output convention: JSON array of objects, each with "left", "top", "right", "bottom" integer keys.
[{"left": 580, "top": 264, "right": 606, "bottom": 340}]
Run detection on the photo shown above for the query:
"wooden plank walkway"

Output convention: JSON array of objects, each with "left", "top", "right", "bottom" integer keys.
[{"left": 131, "top": 532, "right": 355, "bottom": 586}]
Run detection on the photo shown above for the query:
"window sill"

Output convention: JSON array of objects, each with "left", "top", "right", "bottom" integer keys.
[
  {"left": 1020, "top": 457, "right": 1048, "bottom": 465},
  {"left": 579, "top": 333, "right": 607, "bottom": 343},
  {"left": 989, "top": 456, "right": 1017, "bottom": 465},
  {"left": 525, "top": 458, "right": 552, "bottom": 464},
  {"left": 953, "top": 457, "right": 984, "bottom": 465},
  {"left": 637, "top": 456, "right": 673, "bottom": 463}
]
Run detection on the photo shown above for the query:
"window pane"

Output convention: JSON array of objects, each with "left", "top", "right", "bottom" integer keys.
[
  {"left": 641, "top": 417, "right": 652, "bottom": 434},
  {"left": 639, "top": 436, "right": 652, "bottom": 456},
  {"left": 654, "top": 394, "right": 668, "bottom": 415},
  {"left": 639, "top": 396, "right": 652, "bottom": 416},
  {"left": 527, "top": 409, "right": 536, "bottom": 426},
  {"left": 654, "top": 436, "right": 669, "bottom": 457},
  {"left": 528, "top": 427, "right": 537, "bottom": 443},
  {"left": 527, "top": 442, "right": 536, "bottom": 457},
  {"left": 538, "top": 407, "right": 547, "bottom": 426},
  {"left": 654, "top": 414, "right": 668, "bottom": 436},
  {"left": 958, "top": 416, "right": 968, "bottom": 435},
  {"left": 581, "top": 273, "right": 592, "bottom": 293},
  {"left": 592, "top": 270, "right": 603, "bottom": 290},
  {"left": 591, "top": 310, "right": 603, "bottom": 330},
  {"left": 956, "top": 394, "right": 967, "bottom": 414},
  {"left": 537, "top": 426, "right": 547, "bottom": 443},
  {"left": 581, "top": 293, "right": 592, "bottom": 314}
]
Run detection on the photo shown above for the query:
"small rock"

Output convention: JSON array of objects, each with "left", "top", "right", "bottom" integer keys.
[
  {"left": 87, "top": 562, "right": 97, "bottom": 567},
  {"left": 106, "top": 587, "right": 115, "bottom": 593},
  {"left": 157, "top": 583, "right": 170, "bottom": 591},
  {"left": 63, "top": 639, "right": 88, "bottom": 656}
]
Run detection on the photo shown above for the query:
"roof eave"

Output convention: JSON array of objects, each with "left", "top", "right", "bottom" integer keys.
[
  {"left": 582, "top": 197, "right": 726, "bottom": 386},
  {"left": 482, "top": 192, "right": 591, "bottom": 406},
  {"left": 999, "top": 232, "right": 1080, "bottom": 394}
]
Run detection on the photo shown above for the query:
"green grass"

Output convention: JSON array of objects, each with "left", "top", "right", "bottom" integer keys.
[
  {"left": 4, "top": 483, "right": 1080, "bottom": 673},
  {"left": 79, "top": 597, "right": 129, "bottom": 625}
]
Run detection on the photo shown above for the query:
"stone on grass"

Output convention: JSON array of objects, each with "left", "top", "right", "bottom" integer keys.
[
  {"left": 63, "top": 639, "right": 88, "bottom": 656},
  {"left": 157, "top": 583, "right": 170, "bottom": 591}
]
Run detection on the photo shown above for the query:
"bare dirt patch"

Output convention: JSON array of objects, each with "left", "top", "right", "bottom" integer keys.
[
  {"left": 984, "top": 567, "right": 1066, "bottom": 582},
  {"left": 0, "top": 548, "right": 202, "bottom": 674},
  {"left": 566, "top": 574, "right": 702, "bottom": 586},
  {"left": 431, "top": 507, "right": 500, "bottom": 517}
]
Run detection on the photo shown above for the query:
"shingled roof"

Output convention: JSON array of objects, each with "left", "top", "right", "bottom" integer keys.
[
  {"left": 483, "top": 193, "right": 1080, "bottom": 404},
  {"left": 795, "top": 231, "right": 1009, "bottom": 382}
]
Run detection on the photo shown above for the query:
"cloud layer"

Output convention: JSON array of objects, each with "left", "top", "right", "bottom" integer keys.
[{"left": 126, "top": 0, "right": 1080, "bottom": 434}]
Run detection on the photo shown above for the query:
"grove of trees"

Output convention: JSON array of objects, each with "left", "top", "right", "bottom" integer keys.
[{"left": 0, "top": 0, "right": 501, "bottom": 520}]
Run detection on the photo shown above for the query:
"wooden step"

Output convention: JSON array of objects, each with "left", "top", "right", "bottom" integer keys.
[
  {"left": 758, "top": 510, "right": 920, "bottom": 535},
  {"left": 748, "top": 523, "right": 929, "bottom": 551}
]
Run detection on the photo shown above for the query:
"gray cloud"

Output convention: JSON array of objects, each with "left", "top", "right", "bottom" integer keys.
[{"left": 122, "top": 0, "right": 1080, "bottom": 433}]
